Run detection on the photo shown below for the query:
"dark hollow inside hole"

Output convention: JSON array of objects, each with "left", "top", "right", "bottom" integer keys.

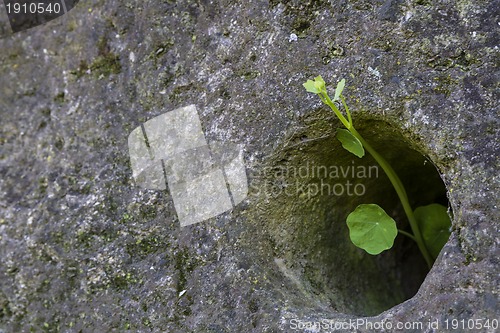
[{"left": 261, "top": 117, "right": 449, "bottom": 316}]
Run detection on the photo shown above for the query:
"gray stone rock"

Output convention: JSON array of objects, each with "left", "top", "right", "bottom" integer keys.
[{"left": 0, "top": 0, "right": 498, "bottom": 332}]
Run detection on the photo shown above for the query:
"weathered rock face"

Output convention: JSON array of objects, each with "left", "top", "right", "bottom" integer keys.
[{"left": 0, "top": 0, "right": 498, "bottom": 332}]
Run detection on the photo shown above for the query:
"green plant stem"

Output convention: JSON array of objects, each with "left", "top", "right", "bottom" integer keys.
[
  {"left": 340, "top": 96, "right": 353, "bottom": 127},
  {"left": 321, "top": 94, "right": 433, "bottom": 268},
  {"left": 398, "top": 229, "right": 416, "bottom": 242},
  {"left": 322, "top": 93, "right": 350, "bottom": 129},
  {"left": 349, "top": 128, "right": 432, "bottom": 268}
]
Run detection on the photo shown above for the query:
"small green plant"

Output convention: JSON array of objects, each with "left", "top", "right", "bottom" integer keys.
[{"left": 303, "top": 76, "right": 451, "bottom": 267}]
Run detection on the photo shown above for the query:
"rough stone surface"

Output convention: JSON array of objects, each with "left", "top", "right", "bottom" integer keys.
[{"left": 0, "top": 0, "right": 498, "bottom": 332}]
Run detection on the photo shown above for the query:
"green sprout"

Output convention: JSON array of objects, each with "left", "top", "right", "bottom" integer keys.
[{"left": 303, "top": 76, "right": 451, "bottom": 267}]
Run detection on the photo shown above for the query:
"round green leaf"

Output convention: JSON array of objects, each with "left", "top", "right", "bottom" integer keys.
[
  {"left": 303, "top": 80, "right": 320, "bottom": 93},
  {"left": 346, "top": 204, "right": 398, "bottom": 255},
  {"left": 303, "top": 76, "right": 326, "bottom": 94},
  {"left": 314, "top": 75, "right": 326, "bottom": 92},
  {"left": 414, "top": 204, "right": 451, "bottom": 260},
  {"left": 336, "top": 128, "right": 365, "bottom": 158}
]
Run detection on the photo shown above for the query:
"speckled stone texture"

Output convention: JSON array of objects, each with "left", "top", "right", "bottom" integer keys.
[{"left": 0, "top": 0, "right": 498, "bottom": 332}]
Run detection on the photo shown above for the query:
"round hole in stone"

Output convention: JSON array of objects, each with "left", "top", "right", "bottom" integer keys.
[{"left": 255, "top": 116, "right": 450, "bottom": 316}]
